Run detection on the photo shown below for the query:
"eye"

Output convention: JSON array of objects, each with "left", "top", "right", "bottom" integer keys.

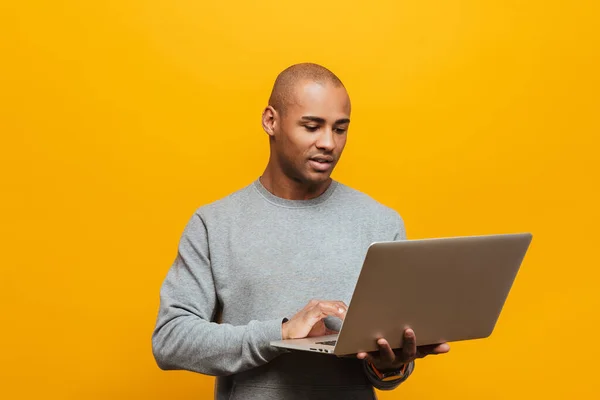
[
  {"left": 304, "top": 125, "right": 319, "bottom": 132},
  {"left": 335, "top": 127, "right": 348, "bottom": 134}
]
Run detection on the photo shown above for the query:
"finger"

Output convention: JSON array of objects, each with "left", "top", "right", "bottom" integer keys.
[
  {"left": 315, "top": 300, "right": 347, "bottom": 309},
  {"left": 302, "top": 304, "right": 342, "bottom": 328},
  {"left": 401, "top": 329, "right": 417, "bottom": 361},
  {"left": 415, "top": 344, "right": 437, "bottom": 358},
  {"left": 324, "top": 301, "right": 348, "bottom": 319},
  {"left": 434, "top": 343, "right": 450, "bottom": 353},
  {"left": 416, "top": 343, "right": 450, "bottom": 358},
  {"left": 332, "top": 301, "right": 348, "bottom": 318},
  {"left": 324, "top": 327, "right": 340, "bottom": 335},
  {"left": 308, "top": 301, "right": 347, "bottom": 319},
  {"left": 376, "top": 338, "right": 395, "bottom": 364},
  {"left": 425, "top": 343, "right": 450, "bottom": 354},
  {"left": 304, "top": 300, "right": 345, "bottom": 315},
  {"left": 302, "top": 299, "right": 320, "bottom": 312},
  {"left": 356, "top": 351, "right": 376, "bottom": 364}
]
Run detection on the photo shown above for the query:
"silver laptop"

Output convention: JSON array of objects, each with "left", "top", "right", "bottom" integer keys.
[{"left": 270, "top": 233, "right": 532, "bottom": 356}]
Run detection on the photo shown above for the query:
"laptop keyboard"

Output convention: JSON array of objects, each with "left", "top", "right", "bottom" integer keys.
[{"left": 315, "top": 340, "right": 337, "bottom": 346}]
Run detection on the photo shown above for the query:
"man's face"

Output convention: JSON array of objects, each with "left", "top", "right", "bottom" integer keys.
[{"left": 271, "top": 81, "right": 351, "bottom": 186}]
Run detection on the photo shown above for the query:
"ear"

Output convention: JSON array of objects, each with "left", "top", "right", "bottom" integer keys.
[{"left": 262, "top": 106, "right": 277, "bottom": 137}]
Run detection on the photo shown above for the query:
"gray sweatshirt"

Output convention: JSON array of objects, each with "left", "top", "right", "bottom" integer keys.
[{"left": 152, "top": 179, "right": 414, "bottom": 399}]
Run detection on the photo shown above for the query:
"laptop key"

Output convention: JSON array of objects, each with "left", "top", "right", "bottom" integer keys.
[{"left": 315, "top": 340, "right": 337, "bottom": 346}]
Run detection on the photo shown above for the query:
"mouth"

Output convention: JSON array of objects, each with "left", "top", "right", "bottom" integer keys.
[{"left": 308, "top": 156, "right": 335, "bottom": 172}]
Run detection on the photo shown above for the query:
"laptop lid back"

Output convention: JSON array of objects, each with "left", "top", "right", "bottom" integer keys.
[{"left": 333, "top": 233, "right": 532, "bottom": 355}]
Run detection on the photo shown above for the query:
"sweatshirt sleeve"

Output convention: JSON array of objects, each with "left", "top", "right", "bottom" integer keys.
[
  {"left": 392, "top": 210, "right": 407, "bottom": 241},
  {"left": 151, "top": 212, "right": 287, "bottom": 376}
]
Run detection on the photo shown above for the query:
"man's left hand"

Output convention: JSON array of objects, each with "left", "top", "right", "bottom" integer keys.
[{"left": 356, "top": 328, "right": 450, "bottom": 372}]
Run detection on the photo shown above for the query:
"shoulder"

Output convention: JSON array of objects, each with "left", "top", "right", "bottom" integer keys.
[
  {"left": 178, "top": 183, "right": 255, "bottom": 239},
  {"left": 334, "top": 182, "right": 402, "bottom": 220},
  {"left": 193, "top": 182, "right": 255, "bottom": 221},
  {"left": 336, "top": 183, "right": 406, "bottom": 240}
]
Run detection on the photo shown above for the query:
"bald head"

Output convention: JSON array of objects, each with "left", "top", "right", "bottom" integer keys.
[{"left": 268, "top": 63, "right": 347, "bottom": 115}]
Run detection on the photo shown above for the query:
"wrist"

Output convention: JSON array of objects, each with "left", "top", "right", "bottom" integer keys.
[{"left": 368, "top": 360, "right": 409, "bottom": 381}]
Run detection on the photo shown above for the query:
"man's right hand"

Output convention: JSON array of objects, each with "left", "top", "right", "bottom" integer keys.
[{"left": 282, "top": 299, "right": 348, "bottom": 340}]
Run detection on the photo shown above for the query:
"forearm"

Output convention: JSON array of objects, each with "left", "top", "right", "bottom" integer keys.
[{"left": 152, "top": 310, "right": 287, "bottom": 376}]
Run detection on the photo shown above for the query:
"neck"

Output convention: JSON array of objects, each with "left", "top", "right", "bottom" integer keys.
[{"left": 260, "top": 160, "right": 332, "bottom": 201}]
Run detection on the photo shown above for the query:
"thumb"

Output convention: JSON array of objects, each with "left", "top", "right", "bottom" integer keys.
[{"left": 325, "top": 327, "right": 339, "bottom": 335}]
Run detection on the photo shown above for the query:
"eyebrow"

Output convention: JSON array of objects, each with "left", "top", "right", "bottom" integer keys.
[{"left": 300, "top": 116, "right": 351, "bottom": 124}]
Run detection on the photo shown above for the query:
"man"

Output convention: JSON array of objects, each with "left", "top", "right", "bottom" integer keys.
[{"left": 152, "top": 63, "right": 449, "bottom": 399}]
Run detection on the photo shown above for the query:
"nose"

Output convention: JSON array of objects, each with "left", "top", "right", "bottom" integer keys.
[{"left": 315, "top": 127, "right": 335, "bottom": 152}]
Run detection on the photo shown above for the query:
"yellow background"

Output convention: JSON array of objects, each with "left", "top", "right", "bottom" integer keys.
[{"left": 2, "top": 0, "right": 599, "bottom": 398}]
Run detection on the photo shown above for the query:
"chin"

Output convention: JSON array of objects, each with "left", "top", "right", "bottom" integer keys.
[{"left": 303, "top": 172, "right": 332, "bottom": 186}]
